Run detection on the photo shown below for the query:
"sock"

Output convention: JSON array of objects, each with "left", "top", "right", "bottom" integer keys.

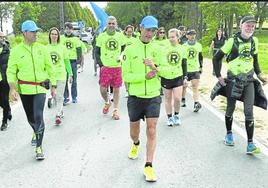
[
  {"left": 245, "top": 120, "right": 254, "bottom": 143},
  {"left": 134, "top": 140, "right": 140, "bottom": 145},
  {"left": 145, "top": 162, "right": 152, "bottom": 167},
  {"left": 225, "top": 115, "right": 233, "bottom": 134},
  {"left": 167, "top": 114, "right": 172, "bottom": 118},
  {"left": 174, "top": 112, "right": 179, "bottom": 115}
]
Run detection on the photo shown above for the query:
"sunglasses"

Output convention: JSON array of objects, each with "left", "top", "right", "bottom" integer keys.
[{"left": 159, "top": 31, "right": 165, "bottom": 34}]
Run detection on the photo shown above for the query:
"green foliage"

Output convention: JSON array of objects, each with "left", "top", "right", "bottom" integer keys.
[
  {"left": 38, "top": 2, "right": 60, "bottom": 31},
  {"left": 0, "top": 2, "right": 15, "bottom": 31},
  {"left": 12, "top": 2, "right": 44, "bottom": 34},
  {"left": 106, "top": 2, "right": 150, "bottom": 28},
  {"left": 64, "top": 2, "right": 77, "bottom": 23}
]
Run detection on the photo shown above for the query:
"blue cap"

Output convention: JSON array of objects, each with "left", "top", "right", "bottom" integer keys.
[
  {"left": 140, "top": 16, "right": 158, "bottom": 29},
  {"left": 21, "top": 20, "right": 40, "bottom": 32}
]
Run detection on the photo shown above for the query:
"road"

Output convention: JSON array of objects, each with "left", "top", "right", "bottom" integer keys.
[{"left": 1, "top": 53, "right": 268, "bottom": 188}]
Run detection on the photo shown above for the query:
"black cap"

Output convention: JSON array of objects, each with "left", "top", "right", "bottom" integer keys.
[
  {"left": 240, "top": 16, "right": 256, "bottom": 24},
  {"left": 187, "top": 29, "right": 196, "bottom": 35}
]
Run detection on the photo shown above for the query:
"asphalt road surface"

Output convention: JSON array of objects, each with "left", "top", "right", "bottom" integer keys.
[{"left": 1, "top": 53, "right": 268, "bottom": 188}]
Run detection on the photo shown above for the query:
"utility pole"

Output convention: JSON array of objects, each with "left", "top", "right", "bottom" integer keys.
[{"left": 59, "top": 2, "right": 64, "bottom": 34}]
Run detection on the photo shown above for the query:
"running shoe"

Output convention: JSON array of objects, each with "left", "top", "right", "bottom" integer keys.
[
  {"left": 128, "top": 144, "right": 139, "bottom": 159},
  {"left": 31, "top": 133, "right": 37, "bottom": 146},
  {"left": 7, "top": 110, "right": 12, "bottom": 121},
  {"left": 167, "top": 117, "right": 174, "bottom": 126},
  {"left": 173, "top": 114, "right": 181, "bottom": 126},
  {"left": 102, "top": 102, "right": 111, "bottom": 114},
  {"left": 144, "top": 166, "right": 157, "bottom": 182},
  {"left": 0, "top": 123, "right": 8, "bottom": 131},
  {"left": 246, "top": 142, "right": 261, "bottom": 155},
  {"left": 112, "top": 109, "right": 120, "bottom": 120},
  {"left": 72, "top": 98, "right": 78, "bottom": 103},
  {"left": 55, "top": 116, "right": 62, "bottom": 125},
  {"left": 224, "top": 133, "right": 235, "bottom": 146},
  {"left": 193, "top": 102, "right": 202, "bottom": 112},
  {"left": 63, "top": 98, "right": 70, "bottom": 106},
  {"left": 181, "top": 98, "right": 186, "bottom": 107},
  {"left": 36, "top": 147, "right": 45, "bottom": 160}
]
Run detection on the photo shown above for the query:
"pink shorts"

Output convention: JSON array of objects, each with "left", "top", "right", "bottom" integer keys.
[{"left": 99, "top": 66, "right": 122, "bottom": 88}]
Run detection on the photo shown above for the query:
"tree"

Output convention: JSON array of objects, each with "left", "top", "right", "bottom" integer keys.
[
  {"left": 0, "top": 2, "right": 15, "bottom": 32},
  {"left": 12, "top": 2, "right": 43, "bottom": 34},
  {"left": 64, "top": 2, "right": 77, "bottom": 23},
  {"left": 38, "top": 2, "right": 60, "bottom": 31},
  {"left": 254, "top": 2, "right": 268, "bottom": 32},
  {"left": 106, "top": 2, "right": 150, "bottom": 29}
]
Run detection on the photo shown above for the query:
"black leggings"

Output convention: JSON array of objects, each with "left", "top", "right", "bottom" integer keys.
[
  {"left": 225, "top": 81, "right": 254, "bottom": 121},
  {"left": 0, "top": 81, "right": 11, "bottom": 124},
  {"left": 225, "top": 81, "right": 255, "bottom": 142},
  {"left": 20, "top": 94, "right": 46, "bottom": 147}
]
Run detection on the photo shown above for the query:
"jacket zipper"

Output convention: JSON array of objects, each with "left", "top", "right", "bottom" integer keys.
[
  {"left": 30, "top": 45, "right": 38, "bottom": 93},
  {"left": 144, "top": 44, "right": 147, "bottom": 96}
]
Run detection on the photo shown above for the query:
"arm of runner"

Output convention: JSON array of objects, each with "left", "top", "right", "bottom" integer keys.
[
  {"left": 63, "top": 47, "right": 73, "bottom": 76},
  {"left": 122, "top": 50, "right": 147, "bottom": 83},
  {"left": 198, "top": 52, "right": 203, "bottom": 73},
  {"left": 182, "top": 58, "right": 187, "bottom": 78},
  {"left": 95, "top": 46, "right": 103, "bottom": 67},
  {"left": 6, "top": 49, "right": 19, "bottom": 101},
  {"left": 212, "top": 49, "right": 225, "bottom": 78}
]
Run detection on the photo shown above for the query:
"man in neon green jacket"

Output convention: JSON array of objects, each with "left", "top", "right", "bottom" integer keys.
[
  {"left": 7, "top": 20, "right": 56, "bottom": 161},
  {"left": 122, "top": 15, "right": 162, "bottom": 182}
]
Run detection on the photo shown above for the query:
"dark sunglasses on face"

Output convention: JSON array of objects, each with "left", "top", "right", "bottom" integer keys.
[{"left": 159, "top": 31, "right": 165, "bottom": 34}]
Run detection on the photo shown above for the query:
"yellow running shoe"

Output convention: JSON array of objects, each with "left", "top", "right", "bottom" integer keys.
[
  {"left": 128, "top": 144, "right": 139, "bottom": 159},
  {"left": 144, "top": 166, "right": 157, "bottom": 182}
]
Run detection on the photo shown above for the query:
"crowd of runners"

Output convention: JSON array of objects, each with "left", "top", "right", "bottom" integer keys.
[{"left": 0, "top": 14, "right": 267, "bottom": 182}]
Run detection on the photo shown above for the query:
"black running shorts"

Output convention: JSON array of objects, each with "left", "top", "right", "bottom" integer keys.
[
  {"left": 187, "top": 71, "right": 200, "bottom": 81},
  {"left": 127, "top": 96, "right": 162, "bottom": 122},
  {"left": 161, "top": 76, "right": 183, "bottom": 89}
]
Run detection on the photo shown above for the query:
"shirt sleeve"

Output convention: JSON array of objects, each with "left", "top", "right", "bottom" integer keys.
[
  {"left": 221, "top": 38, "right": 234, "bottom": 54},
  {"left": 96, "top": 34, "right": 102, "bottom": 48},
  {"left": 63, "top": 47, "right": 73, "bottom": 76},
  {"left": 6, "top": 48, "right": 18, "bottom": 84}
]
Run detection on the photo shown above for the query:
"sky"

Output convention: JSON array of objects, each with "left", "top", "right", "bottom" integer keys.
[{"left": 2, "top": 2, "right": 108, "bottom": 35}]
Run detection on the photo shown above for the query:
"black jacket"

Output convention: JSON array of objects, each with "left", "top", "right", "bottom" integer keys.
[{"left": 211, "top": 79, "right": 267, "bottom": 110}]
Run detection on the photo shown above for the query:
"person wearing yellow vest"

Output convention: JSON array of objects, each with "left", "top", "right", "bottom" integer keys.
[
  {"left": 213, "top": 15, "right": 267, "bottom": 154},
  {"left": 7, "top": 20, "right": 56, "bottom": 160},
  {"left": 159, "top": 28, "right": 188, "bottom": 126},
  {"left": 181, "top": 29, "right": 203, "bottom": 112},
  {"left": 61, "top": 22, "right": 84, "bottom": 104},
  {"left": 47, "top": 27, "right": 73, "bottom": 125},
  {"left": 96, "top": 16, "right": 126, "bottom": 120}
]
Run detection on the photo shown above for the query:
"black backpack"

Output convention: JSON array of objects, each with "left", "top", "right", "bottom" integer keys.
[{"left": 226, "top": 32, "right": 255, "bottom": 63}]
